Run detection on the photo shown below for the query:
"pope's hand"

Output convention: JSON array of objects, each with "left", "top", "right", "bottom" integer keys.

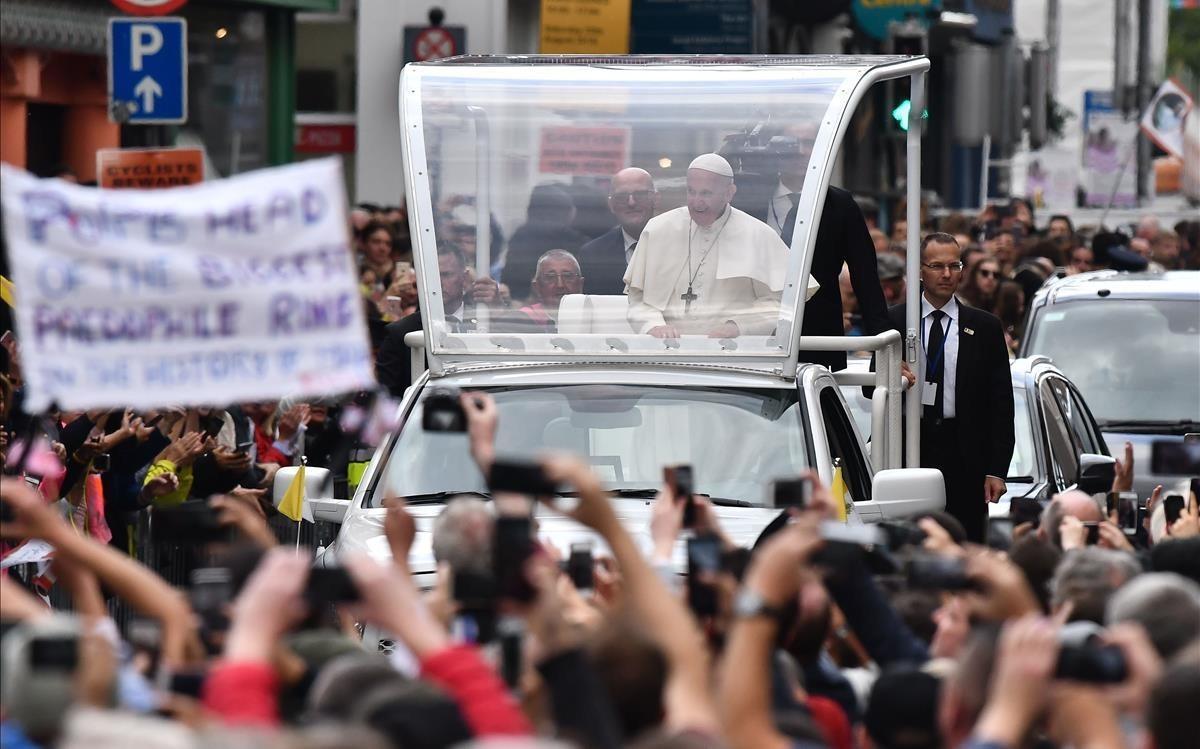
[
  {"left": 708, "top": 321, "right": 739, "bottom": 339},
  {"left": 648, "top": 325, "right": 680, "bottom": 339}
]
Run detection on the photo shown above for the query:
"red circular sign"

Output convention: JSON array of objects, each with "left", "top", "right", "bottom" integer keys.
[
  {"left": 412, "top": 27, "right": 457, "bottom": 61},
  {"left": 111, "top": 0, "right": 188, "bottom": 16}
]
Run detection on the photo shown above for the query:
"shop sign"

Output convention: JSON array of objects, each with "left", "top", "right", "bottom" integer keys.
[
  {"left": 540, "top": 0, "right": 632, "bottom": 54},
  {"left": 96, "top": 147, "right": 205, "bottom": 189},
  {"left": 851, "top": 0, "right": 941, "bottom": 41},
  {"left": 630, "top": 0, "right": 753, "bottom": 54},
  {"left": 296, "top": 123, "right": 357, "bottom": 154},
  {"left": 111, "top": 0, "right": 189, "bottom": 16}
]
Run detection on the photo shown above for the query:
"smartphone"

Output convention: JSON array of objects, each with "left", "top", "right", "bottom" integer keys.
[
  {"left": 819, "top": 521, "right": 885, "bottom": 547},
  {"left": 493, "top": 516, "right": 537, "bottom": 603},
  {"left": 488, "top": 459, "right": 559, "bottom": 497},
  {"left": 202, "top": 414, "right": 225, "bottom": 439},
  {"left": 905, "top": 555, "right": 979, "bottom": 592},
  {"left": 143, "top": 413, "right": 164, "bottom": 428},
  {"left": 92, "top": 453, "right": 111, "bottom": 472},
  {"left": 664, "top": 465, "right": 695, "bottom": 527},
  {"left": 1055, "top": 643, "right": 1128, "bottom": 683},
  {"left": 1009, "top": 496, "right": 1042, "bottom": 528},
  {"left": 772, "top": 477, "right": 811, "bottom": 510},
  {"left": 29, "top": 635, "right": 79, "bottom": 671},
  {"left": 152, "top": 502, "right": 231, "bottom": 545},
  {"left": 304, "top": 567, "right": 360, "bottom": 604},
  {"left": 1083, "top": 521, "right": 1101, "bottom": 545},
  {"left": 1150, "top": 440, "right": 1200, "bottom": 475},
  {"left": 1164, "top": 495, "right": 1186, "bottom": 526},
  {"left": 686, "top": 534, "right": 721, "bottom": 617},
  {"left": 452, "top": 569, "right": 497, "bottom": 612},
  {"left": 234, "top": 441, "right": 254, "bottom": 455},
  {"left": 497, "top": 617, "right": 525, "bottom": 689},
  {"left": 1108, "top": 491, "right": 1139, "bottom": 535},
  {"left": 567, "top": 542, "right": 594, "bottom": 594}
]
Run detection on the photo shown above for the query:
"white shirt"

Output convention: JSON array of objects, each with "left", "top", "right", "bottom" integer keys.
[
  {"left": 622, "top": 228, "right": 639, "bottom": 264},
  {"left": 766, "top": 181, "right": 801, "bottom": 238},
  {"left": 920, "top": 293, "right": 959, "bottom": 419}
]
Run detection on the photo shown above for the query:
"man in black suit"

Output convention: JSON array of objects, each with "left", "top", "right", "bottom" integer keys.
[
  {"left": 889, "top": 233, "right": 1014, "bottom": 542},
  {"left": 376, "top": 243, "right": 476, "bottom": 397},
  {"left": 736, "top": 132, "right": 888, "bottom": 370},
  {"left": 577, "top": 167, "right": 659, "bottom": 295}
]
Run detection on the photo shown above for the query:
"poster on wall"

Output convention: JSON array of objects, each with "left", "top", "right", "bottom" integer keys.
[
  {"left": 1081, "top": 90, "right": 1138, "bottom": 208},
  {"left": 0, "top": 158, "right": 375, "bottom": 411}
]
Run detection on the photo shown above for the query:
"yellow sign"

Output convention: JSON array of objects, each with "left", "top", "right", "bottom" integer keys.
[{"left": 540, "top": 0, "right": 631, "bottom": 54}]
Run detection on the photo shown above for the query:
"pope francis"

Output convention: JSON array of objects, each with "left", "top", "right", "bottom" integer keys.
[{"left": 624, "top": 153, "right": 818, "bottom": 338}]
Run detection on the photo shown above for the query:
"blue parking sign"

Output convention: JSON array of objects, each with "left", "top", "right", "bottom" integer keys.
[{"left": 108, "top": 17, "right": 187, "bottom": 124}]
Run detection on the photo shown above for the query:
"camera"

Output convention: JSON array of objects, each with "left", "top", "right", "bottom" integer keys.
[
  {"left": 876, "top": 520, "right": 927, "bottom": 550},
  {"left": 92, "top": 453, "right": 111, "bottom": 472},
  {"left": 489, "top": 459, "right": 559, "bottom": 496},
  {"left": 304, "top": 567, "right": 361, "bottom": 604},
  {"left": 1055, "top": 643, "right": 1128, "bottom": 683},
  {"left": 905, "top": 554, "right": 980, "bottom": 592},
  {"left": 664, "top": 465, "right": 696, "bottom": 527},
  {"left": 421, "top": 386, "right": 467, "bottom": 432},
  {"left": 189, "top": 567, "right": 232, "bottom": 633},
  {"left": 567, "top": 542, "right": 594, "bottom": 594},
  {"left": 1083, "top": 521, "right": 1101, "bottom": 545},
  {"left": 152, "top": 501, "right": 232, "bottom": 545},
  {"left": 1009, "top": 496, "right": 1043, "bottom": 528},
  {"left": 771, "top": 477, "right": 810, "bottom": 510}
]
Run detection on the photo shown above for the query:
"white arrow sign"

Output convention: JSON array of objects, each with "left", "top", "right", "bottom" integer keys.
[{"left": 133, "top": 75, "right": 162, "bottom": 113}]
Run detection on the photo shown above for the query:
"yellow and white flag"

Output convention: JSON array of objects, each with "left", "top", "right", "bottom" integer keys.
[
  {"left": 831, "top": 464, "right": 849, "bottom": 522},
  {"left": 278, "top": 464, "right": 313, "bottom": 523}
]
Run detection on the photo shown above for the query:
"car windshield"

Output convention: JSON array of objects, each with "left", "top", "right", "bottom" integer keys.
[
  {"left": 373, "top": 384, "right": 807, "bottom": 507},
  {"left": 1026, "top": 299, "right": 1200, "bottom": 424}
]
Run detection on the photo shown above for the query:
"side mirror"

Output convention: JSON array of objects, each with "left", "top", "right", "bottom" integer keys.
[
  {"left": 1076, "top": 453, "right": 1116, "bottom": 495},
  {"left": 871, "top": 468, "right": 946, "bottom": 520},
  {"left": 272, "top": 466, "right": 350, "bottom": 525}
]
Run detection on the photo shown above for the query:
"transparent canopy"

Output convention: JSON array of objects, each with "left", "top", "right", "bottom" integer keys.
[{"left": 399, "top": 55, "right": 923, "bottom": 371}]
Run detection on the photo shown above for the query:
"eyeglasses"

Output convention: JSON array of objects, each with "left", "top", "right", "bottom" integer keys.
[
  {"left": 537, "top": 272, "right": 580, "bottom": 283},
  {"left": 977, "top": 269, "right": 999, "bottom": 279},
  {"left": 922, "top": 262, "right": 964, "bottom": 273},
  {"left": 610, "top": 190, "right": 655, "bottom": 203}
]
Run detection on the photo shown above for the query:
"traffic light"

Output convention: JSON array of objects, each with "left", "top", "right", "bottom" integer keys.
[{"left": 886, "top": 20, "right": 929, "bottom": 134}]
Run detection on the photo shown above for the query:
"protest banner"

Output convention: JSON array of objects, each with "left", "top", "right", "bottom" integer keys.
[
  {"left": 1140, "top": 79, "right": 1194, "bottom": 160},
  {"left": 0, "top": 157, "right": 376, "bottom": 411}
]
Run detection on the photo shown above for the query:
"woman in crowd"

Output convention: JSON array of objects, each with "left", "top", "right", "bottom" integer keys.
[{"left": 959, "top": 257, "right": 1002, "bottom": 311}]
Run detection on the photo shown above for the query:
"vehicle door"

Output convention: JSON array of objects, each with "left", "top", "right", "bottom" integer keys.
[
  {"left": 812, "top": 377, "right": 876, "bottom": 520},
  {"left": 1036, "top": 372, "right": 1090, "bottom": 492}
]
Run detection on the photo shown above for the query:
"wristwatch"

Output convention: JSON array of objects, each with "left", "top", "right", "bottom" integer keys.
[{"left": 732, "top": 588, "right": 788, "bottom": 621}]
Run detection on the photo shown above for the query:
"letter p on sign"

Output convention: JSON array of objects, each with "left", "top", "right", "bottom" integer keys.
[{"left": 131, "top": 24, "right": 163, "bottom": 70}]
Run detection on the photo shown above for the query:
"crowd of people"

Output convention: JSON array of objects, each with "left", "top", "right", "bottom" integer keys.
[
  {"left": 1, "top": 376, "right": 1198, "bottom": 749},
  {"left": 3, "top": 166, "right": 1199, "bottom": 748}
]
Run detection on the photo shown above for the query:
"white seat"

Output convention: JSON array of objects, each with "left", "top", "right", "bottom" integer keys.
[{"left": 557, "top": 294, "right": 637, "bottom": 335}]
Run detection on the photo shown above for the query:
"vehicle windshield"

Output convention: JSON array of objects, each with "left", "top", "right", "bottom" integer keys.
[
  {"left": 373, "top": 384, "right": 807, "bottom": 507},
  {"left": 402, "top": 59, "right": 880, "bottom": 361},
  {"left": 1026, "top": 299, "right": 1200, "bottom": 424}
]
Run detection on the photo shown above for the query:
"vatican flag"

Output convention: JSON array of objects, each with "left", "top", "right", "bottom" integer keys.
[
  {"left": 278, "top": 464, "right": 313, "bottom": 523},
  {"left": 830, "top": 462, "right": 849, "bottom": 522}
]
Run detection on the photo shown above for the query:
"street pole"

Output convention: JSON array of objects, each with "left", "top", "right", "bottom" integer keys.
[{"left": 1135, "top": 0, "right": 1152, "bottom": 203}]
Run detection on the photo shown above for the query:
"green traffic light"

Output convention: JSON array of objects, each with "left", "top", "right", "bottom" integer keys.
[{"left": 891, "top": 99, "right": 928, "bottom": 131}]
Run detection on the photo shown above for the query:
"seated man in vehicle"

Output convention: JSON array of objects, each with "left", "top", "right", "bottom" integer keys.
[
  {"left": 513, "top": 250, "right": 584, "bottom": 332},
  {"left": 625, "top": 153, "right": 816, "bottom": 339}
]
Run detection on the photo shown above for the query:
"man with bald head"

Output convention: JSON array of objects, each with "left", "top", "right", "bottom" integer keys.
[
  {"left": 625, "top": 153, "right": 818, "bottom": 338},
  {"left": 578, "top": 167, "right": 659, "bottom": 295},
  {"left": 1039, "top": 490, "right": 1105, "bottom": 550}
]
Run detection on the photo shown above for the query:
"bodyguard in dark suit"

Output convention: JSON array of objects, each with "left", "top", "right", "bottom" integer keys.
[
  {"left": 577, "top": 167, "right": 659, "bottom": 295},
  {"left": 738, "top": 163, "right": 889, "bottom": 370},
  {"left": 376, "top": 243, "right": 480, "bottom": 397},
  {"left": 888, "top": 233, "right": 1015, "bottom": 542}
]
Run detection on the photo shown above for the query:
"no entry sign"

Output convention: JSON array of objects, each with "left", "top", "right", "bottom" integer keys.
[
  {"left": 403, "top": 23, "right": 465, "bottom": 63},
  {"left": 111, "top": 0, "right": 189, "bottom": 15}
]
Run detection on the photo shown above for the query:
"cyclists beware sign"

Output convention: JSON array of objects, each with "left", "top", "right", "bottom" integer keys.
[{"left": 404, "top": 24, "right": 465, "bottom": 63}]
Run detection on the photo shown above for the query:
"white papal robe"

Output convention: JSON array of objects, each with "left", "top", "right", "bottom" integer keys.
[{"left": 623, "top": 205, "right": 818, "bottom": 336}]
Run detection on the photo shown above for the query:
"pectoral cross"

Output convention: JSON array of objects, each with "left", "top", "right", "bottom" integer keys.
[{"left": 681, "top": 286, "right": 698, "bottom": 313}]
